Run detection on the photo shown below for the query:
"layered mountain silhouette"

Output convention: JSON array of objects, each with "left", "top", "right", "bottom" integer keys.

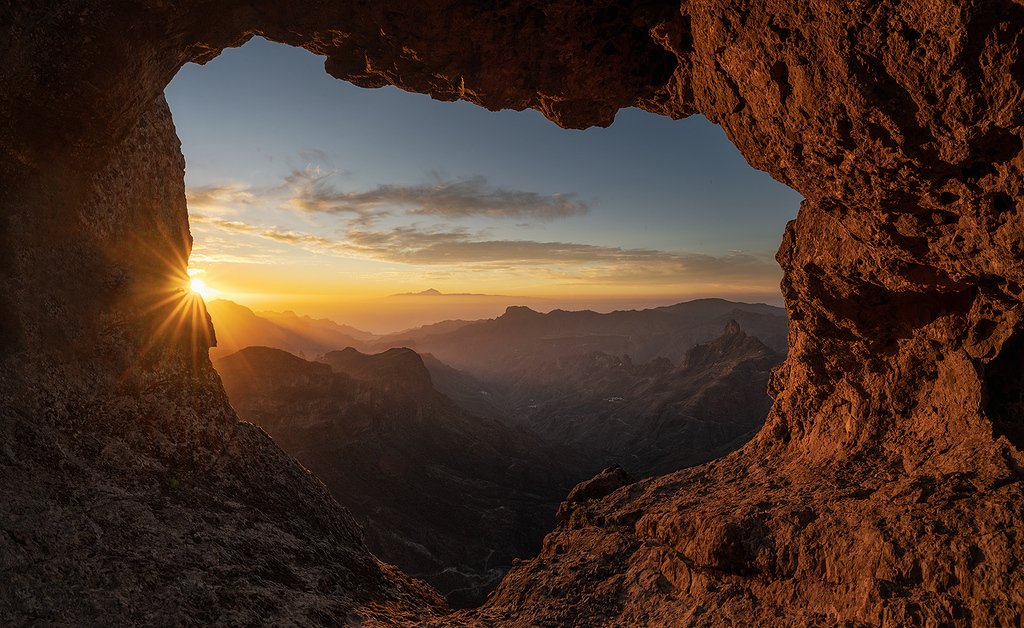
[
  {"left": 256, "top": 309, "right": 376, "bottom": 342},
  {"left": 213, "top": 316, "right": 784, "bottom": 604},
  {"left": 209, "top": 298, "right": 787, "bottom": 476},
  {"left": 501, "top": 321, "right": 784, "bottom": 476},
  {"left": 215, "top": 346, "right": 590, "bottom": 607},
  {"left": 208, "top": 298, "right": 785, "bottom": 365},
  {"left": 419, "top": 353, "right": 512, "bottom": 422},
  {"left": 206, "top": 299, "right": 369, "bottom": 360},
  {"left": 209, "top": 298, "right": 787, "bottom": 604},
  {"left": 370, "top": 298, "right": 787, "bottom": 377}
]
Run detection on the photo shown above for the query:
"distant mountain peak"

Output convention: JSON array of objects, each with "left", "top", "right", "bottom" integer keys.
[
  {"left": 724, "top": 319, "right": 743, "bottom": 335},
  {"left": 391, "top": 288, "right": 444, "bottom": 296},
  {"left": 320, "top": 346, "right": 435, "bottom": 391},
  {"left": 389, "top": 288, "right": 510, "bottom": 298},
  {"left": 503, "top": 305, "right": 540, "bottom": 316}
]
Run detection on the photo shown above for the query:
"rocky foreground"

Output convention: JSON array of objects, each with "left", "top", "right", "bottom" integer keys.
[{"left": 3, "top": 0, "right": 1024, "bottom": 626}]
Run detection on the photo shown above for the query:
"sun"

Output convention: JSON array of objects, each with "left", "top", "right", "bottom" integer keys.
[{"left": 189, "top": 276, "right": 220, "bottom": 300}]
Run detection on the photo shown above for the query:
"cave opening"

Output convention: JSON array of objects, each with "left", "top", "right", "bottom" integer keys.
[
  {"left": 8, "top": 2, "right": 1024, "bottom": 625},
  {"left": 163, "top": 36, "right": 802, "bottom": 607}
]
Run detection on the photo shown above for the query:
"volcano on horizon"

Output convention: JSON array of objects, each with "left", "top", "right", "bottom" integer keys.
[{"left": 388, "top": 288, "right": 523, "bottom": 298}]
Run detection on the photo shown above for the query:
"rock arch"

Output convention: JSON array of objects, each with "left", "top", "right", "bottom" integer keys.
[{"left": 2, "top": 1, "right": 1022, "bottom": 626}]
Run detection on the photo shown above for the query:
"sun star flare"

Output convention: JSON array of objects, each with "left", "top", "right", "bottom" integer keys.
[{"left": 189, "top": 277, "right": 219, "bottom": 300}]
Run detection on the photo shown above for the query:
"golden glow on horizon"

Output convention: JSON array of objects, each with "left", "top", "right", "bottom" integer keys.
[
  {"left": 183, "top": 171, "right": 787, "bottom": 316},
  {"left": 195, "top": 286, "right": 785, "bottom": 336},
  {"left": 184, "top": 185, "right": 786, "bottom": 333},
  {"left": 183, "top": 236, "right": 785, "bottom": 333}
]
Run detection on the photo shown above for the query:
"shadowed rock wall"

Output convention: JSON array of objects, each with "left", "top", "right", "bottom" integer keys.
[{"left": 2, "top": 1, "right": 1022, "bottom": 626}]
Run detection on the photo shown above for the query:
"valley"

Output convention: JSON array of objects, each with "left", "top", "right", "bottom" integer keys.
[{"left": 211, "top": 299, "right": 787, "bottom": 605}]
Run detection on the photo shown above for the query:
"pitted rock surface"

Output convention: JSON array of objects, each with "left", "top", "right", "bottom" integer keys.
[{"left": 3, "top": 1, "right": 1024, "bottom": 626}]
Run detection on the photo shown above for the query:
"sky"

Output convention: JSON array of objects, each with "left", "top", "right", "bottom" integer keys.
[{"left": 165, "top": 37, "right": 802, "bottom": 333}]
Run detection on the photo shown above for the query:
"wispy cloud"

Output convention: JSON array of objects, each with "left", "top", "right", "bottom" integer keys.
[
  {"left": 187, "top": 251, "right": 287, "bottom": 265},
  {"left": 191, "top": 214, "right": 777, "bottom": 285},
  {"left": 340, "top": 225, "right": 767, "bottom": 275},
  {"left": 293, "top": 171, "right": 590, "bottom": 221},
  {"left": 185, "top": 154, "right": 779, "bottom": 290},
  {"left": 188, "top": 167, "right": 591, "bottom": 225},
  {"left": 186, "top": 183, "right": 261, "bottom": 213},
  {"left": 296, "top": 148, "right": 332, "bottom": 165},
  {"left": 190, "top": 214, "right": 339, "bottom": 249}
]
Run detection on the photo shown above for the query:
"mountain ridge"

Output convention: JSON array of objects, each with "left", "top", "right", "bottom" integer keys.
[
  {"left": 371, "top": 300, "right": 788, "bottom": 378},
  {"left": 206, "top": 299, "right": 370, "bottom": 360},
  {"left": 215, "top": 345, "right": 593, "bottom": 607},
  {"left": 206, "top": 297, "right": 787, "bottom": 369},
  {"left": 499, "top": 321, "right": 783, "bottom": 476}
]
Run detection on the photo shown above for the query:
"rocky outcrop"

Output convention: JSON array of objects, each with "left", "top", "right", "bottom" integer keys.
[
  {"left": 3, "top": 0, "right": 1024, "bottom": 626},
  {"left": 555, "top": 464, "right": 636, "bottom": 524}
]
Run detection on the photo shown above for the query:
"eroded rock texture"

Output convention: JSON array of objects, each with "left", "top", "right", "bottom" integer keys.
[{"left": 2, "top": 0, "right": 1023, "bottom": 626}]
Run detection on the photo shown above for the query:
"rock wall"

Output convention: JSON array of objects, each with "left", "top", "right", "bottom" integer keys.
[
  {"left": 2, "top": 0, "right": 1023, "bottom": 626},
  {"left": 0, "top": 45, "right": 444, "bottom": 627}
]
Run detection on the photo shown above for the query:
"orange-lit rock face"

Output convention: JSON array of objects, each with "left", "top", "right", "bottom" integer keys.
[{"left": 1, "top": 1, "right": 1023, "bottom": 626}]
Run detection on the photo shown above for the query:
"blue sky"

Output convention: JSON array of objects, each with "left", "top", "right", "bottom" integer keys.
[{"left": 165, "top": 36, "right": 801, "bottom": 329}]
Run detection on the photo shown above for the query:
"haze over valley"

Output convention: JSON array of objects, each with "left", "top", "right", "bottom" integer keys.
[{"left": 207, "top": 295, "right": 788, "bottom": 605}]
